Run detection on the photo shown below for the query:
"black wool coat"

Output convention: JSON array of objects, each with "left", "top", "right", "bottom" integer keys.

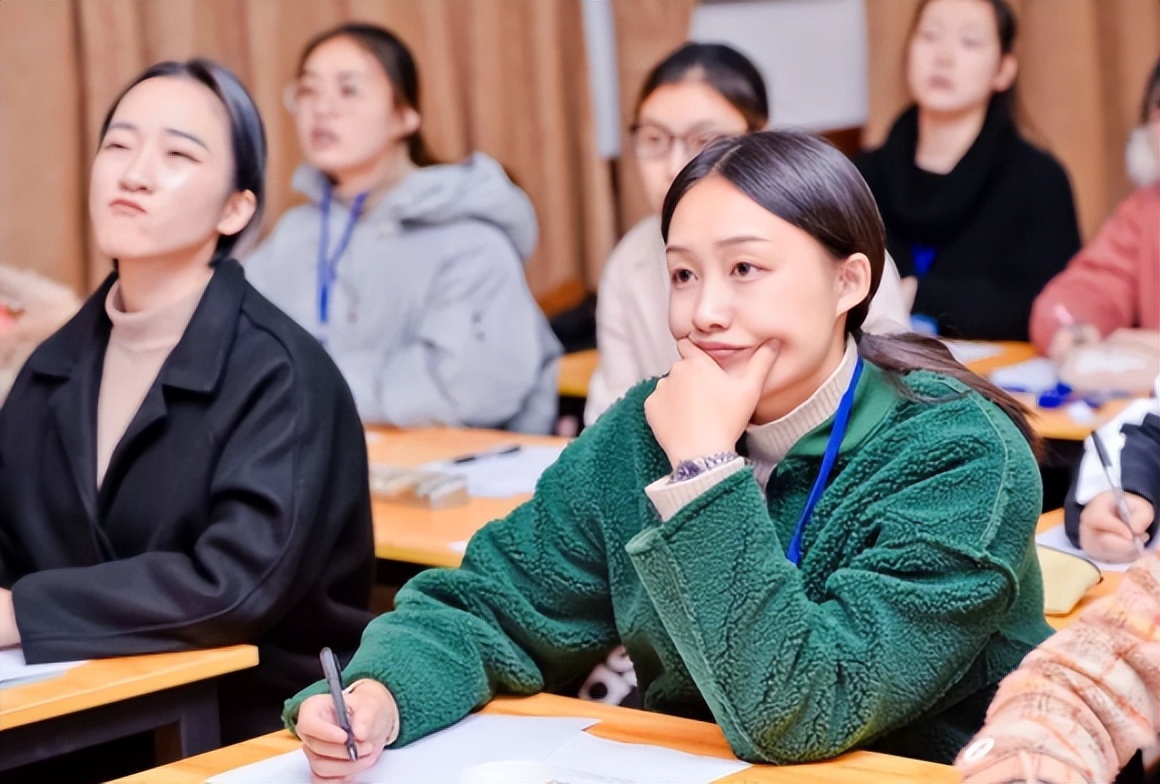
[{"left": 0, "top": 259, "right": 375, "bottom": 742}]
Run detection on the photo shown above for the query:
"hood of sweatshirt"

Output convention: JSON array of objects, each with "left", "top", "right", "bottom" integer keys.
[{"left": 292, "top": 152, "right": 538, "bottom": 263}]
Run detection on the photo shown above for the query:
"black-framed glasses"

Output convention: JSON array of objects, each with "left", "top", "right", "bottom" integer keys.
[{"left": 630, "top": 122, "right": 737, "bottom": 160}]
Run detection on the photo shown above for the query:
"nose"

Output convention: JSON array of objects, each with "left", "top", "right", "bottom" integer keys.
[
  {"left": 118, "top": 145, "right": 153, "bottom": 193},
  {"left": 690, "top": 275, "right": 732, "bottom": 335},
  {"left": 310, "top": 88, "right": 339, "bottom": 119}
]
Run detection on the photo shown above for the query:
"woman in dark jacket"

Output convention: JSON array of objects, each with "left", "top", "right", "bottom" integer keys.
[
  {"left": 0, "top": 59, "right": 374, "bottom": 743},
  {"left": 855, "top": 0, "right": 1080, "bottom": 340}
]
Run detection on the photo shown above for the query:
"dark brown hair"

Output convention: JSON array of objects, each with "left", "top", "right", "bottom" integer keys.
[
  {"left": 299, "top": 22, "right": 436, "bottom": 166},
  {"left": 1142, "top": 57, "right": 1160, "bottom": 124},
  {"left": 636, "top": 43, "right": 769, "bottom": 132},
  {"left": 661, "top": 130, "right": 1040, "bottom": 451}
]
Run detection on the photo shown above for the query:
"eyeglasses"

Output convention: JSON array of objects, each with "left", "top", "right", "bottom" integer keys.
[
  {"left": 630, "top": 122, "right": 738, "bottom": 160},
  {"left": 283, "top": 77, "right": 371, "bottom": 115}
]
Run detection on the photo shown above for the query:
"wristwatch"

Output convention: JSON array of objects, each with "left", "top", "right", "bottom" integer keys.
[{"left": 668, "top": 451, "right": 741, "bottom": 484}]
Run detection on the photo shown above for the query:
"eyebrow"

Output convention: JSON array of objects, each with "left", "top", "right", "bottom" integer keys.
[
  {"left": 299, "top": 69, "right": 370, "bottom": 81},
  {"left": 666, "top": 236, "right": 772, "bottom": 256},
  {"left": 106, "top": 121, "right": 209, "bottom": 151}
]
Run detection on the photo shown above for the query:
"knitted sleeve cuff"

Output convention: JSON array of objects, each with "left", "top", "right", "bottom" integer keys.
[{"left": 644, "top": 458, "right": 747, "bottom": 522}]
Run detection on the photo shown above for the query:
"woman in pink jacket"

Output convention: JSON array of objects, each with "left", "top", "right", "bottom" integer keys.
[{"left": 1031, "top": 60, "right": 1160, "bottom": 358}]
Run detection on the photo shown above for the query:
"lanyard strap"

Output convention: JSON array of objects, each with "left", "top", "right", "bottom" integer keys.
[
  {"left": 785, "top": 357, "right": 863, "bottom": 567},
  {"left": 911, "top": 242, "right": 937, "bottom": 279},
  {"left": 317, "top": 185, "right": 368, "bottom": 326}
]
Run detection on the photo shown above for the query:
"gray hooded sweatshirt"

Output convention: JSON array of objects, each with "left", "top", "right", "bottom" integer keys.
[{"left": 245, "top": 153, "right": 562, "bottom": 434}]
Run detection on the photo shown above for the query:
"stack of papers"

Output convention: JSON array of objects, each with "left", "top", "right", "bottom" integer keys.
[{"left": 208, "top": 714, "right": 750, "bottom": 784}]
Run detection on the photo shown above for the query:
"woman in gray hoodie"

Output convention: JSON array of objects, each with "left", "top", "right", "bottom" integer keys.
[{"left": 246, "top": 23, "right": 561, "bottom": 434}]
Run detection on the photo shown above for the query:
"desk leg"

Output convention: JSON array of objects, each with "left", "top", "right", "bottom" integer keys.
[
  {"left": 153, "top": 680, "right": 220, "bottom": 762},
  {"left": 0, "top": 680, "right": 221, "bottom": 772}
]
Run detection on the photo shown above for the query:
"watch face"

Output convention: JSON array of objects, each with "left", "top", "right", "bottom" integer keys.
[{"left": 672, "top": 460, "right": 704, "bottom": 482}]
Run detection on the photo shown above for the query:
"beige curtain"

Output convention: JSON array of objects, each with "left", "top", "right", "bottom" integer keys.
[
  {"left": 4, "top": 0, "right": 1154, "bottom": 301},
  {"left": 0, "top": 0, "right": 616, "bottom": 302},
  {"left": 864, "top": 0, "right": 1160, "bottom": 242}
]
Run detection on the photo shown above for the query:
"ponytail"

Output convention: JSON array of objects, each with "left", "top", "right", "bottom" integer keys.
[{"left": 856, "top": 331, "right": 1041, "bottom": 457}]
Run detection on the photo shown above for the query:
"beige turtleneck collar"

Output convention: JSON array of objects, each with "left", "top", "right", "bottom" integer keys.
[
  {"left": 745, "top": 336, "right": 859, "bottom": 488},
  {"left": 96, "top": 276, "right": 210, "bottom": 487}
]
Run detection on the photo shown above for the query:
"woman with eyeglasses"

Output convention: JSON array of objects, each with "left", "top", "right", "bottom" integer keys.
[
  {"left": 584, "top": 43, "right": 911, "bottom": 424},
  {"left": 245, "top": 23, "right": 562, "bottom": 434}
]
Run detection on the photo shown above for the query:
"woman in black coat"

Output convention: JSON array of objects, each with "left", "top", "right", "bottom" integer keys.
[
  {"left": 0, "top": 60, "right": 374, "bottom": 743},
  {"left": 855, "top": 0, "right": 1080, "bottom": 340}
]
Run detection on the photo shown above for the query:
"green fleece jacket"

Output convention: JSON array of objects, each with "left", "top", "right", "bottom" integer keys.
[{"left": 285, "top": 362, "right": 1051, "bottom": 765}]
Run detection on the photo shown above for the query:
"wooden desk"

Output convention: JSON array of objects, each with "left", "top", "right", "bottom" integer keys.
[
  {"left": 0, "top": 644, "right": 258, "bottom": 771},
  {"left": 963, "top": 341, "right": 1129, "bottom": 441},
  {"left": 558, "top": 348, "right": 599, "bottom": 398},
  {"left": 1036, "top": 508, "right": 1122, "bottom": 630},
  {"left": 112, "top": 692, "right": 957, "bottom": 783},
  {"left": 367, "top": 427, "right": 570, "bottom": 568}
]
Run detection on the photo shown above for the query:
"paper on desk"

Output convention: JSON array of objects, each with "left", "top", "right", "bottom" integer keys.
[
  {"left": 546, "top": 730, "right": 750, "bottom": 783},
  {"left": 942, "top": 340, "right": 1003, "bottom": 365},
  {"left": 424, "top": 445, "right": 566, "bottom": 498},
  {"left": 0, "top": 647, "right": 87, "bottom": 687},
  {"left": 207, "top": 715, "right": 598, "bottom": 784},
  {"left": 209, "top": 713, "right": 750, "bottom": 784},
  {"left": 1036, "top": 523, "right": 1158, "bottom": 573},
  {"left": 990, "top": 357, "right": 1058, "bottom": 393}
]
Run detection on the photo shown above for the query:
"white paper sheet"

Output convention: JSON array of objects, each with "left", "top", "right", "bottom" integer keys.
[
  {"left": 942, "top": 340, "right": 1003, "bottom": 365},
  {"left": 208, "top": 715, "right": 598, "bottom": 784},
  {"left": 1036, "top": 523, "right": 1158, "bottom": 573},
  {"left": 208, "top": 713, "right": 751, "bottom": 784},
  {"left": 0, "top": 648, "right": 88, "bottom": 687},
  {"left": 990, "top": 357, "right": 1059, "bottom": 393},
  {"left": 423, "top": 445, "right": 566, "bottom": 498}
]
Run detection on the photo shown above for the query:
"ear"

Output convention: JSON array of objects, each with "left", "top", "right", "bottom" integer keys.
[
  {"left": 399, "top": 106, "right": 421, "bottom": 137},
  {"left": 992, "top": 53, "right": 1018, "bottom": 93},
  {"left": 833, "top": 253, "right": 872, "bottom": 319},
  {"left": 216, "top": 190, "right": 258, "bottom": 237}
]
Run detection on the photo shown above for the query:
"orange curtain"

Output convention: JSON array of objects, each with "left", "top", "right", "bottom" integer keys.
[
  {"left": 864, "top": 0, "right": 1160, "bottom": 242},
  {"left": 0, "top": 0, "right": 616, "bottom": 300}
]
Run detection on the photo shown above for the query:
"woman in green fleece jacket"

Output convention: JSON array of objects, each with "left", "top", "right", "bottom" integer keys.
[{"left": 288, "top": 130, "right": 1053, "bottom": 776}]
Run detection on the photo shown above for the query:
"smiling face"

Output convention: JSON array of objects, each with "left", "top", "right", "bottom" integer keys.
[
  {"left": 666, "top": 176, "right": 870, "bottom": 422},
  {"left": 634, "top": 79, "right": 751, "bottom": 214},
  {"left": 906, "top": 0, "right": 1016, "bottom": 118},
  {"left": 89, "top": 76, "right": 252, "bottom": 266},
  {"left": 292, "top": 35, "right": 418, "bottom": 184}
]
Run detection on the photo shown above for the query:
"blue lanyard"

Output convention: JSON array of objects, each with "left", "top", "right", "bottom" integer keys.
[
  {"left": 911, "top": 242, "right": 937, "bottom": 279},
  {"left": 785, "top": 357, "right": 863, "bottom": 567},
  {"left": 317, "top": 185, "right": 368, "bottom": 326}
]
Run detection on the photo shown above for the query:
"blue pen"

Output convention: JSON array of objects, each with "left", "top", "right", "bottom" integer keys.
[{"left": 320, "top": 647, "right": 359, "bottom": 762}]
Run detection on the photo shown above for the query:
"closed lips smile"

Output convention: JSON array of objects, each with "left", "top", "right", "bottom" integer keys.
[{"left": 109, "top": 198, "right": 145, "bottom": 214}]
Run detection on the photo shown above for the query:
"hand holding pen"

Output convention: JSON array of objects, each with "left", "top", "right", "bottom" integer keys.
[
  {"left": 296, "top": 653, "right": 400, "bottom": 780},
  {"left": 1078, "top": 431, "right": 1151, "bottom": 562}
]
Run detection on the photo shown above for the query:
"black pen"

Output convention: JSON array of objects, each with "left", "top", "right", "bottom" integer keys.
[
  {"left": 451, "top": 444, "right": 521, "bottom": 464},
  {"left": 320, "top": 647, "right": 359, "bottom": 761},
  {"left": 1089, "top": 431, "right": 1146, "bottom": 554}
]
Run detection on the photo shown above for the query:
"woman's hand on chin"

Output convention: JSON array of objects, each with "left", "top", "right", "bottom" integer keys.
[{"left": 645, "top": 338, "right": 778, "bottom": 468}]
